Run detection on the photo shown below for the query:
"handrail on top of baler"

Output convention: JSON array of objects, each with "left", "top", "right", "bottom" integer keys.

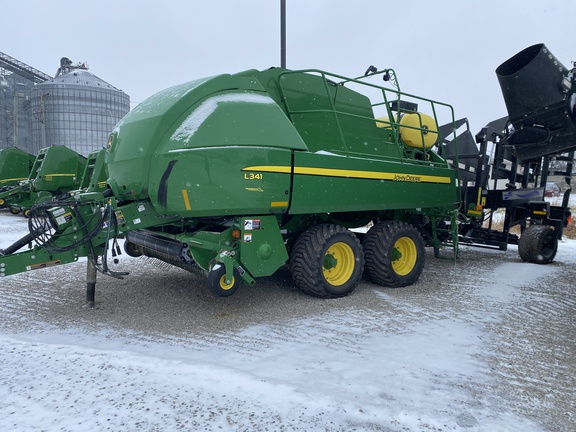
[{"left": 275, "top": 68, "right": 461, "bottom": 169}]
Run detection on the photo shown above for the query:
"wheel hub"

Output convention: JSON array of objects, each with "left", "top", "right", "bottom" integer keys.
[
  {"left": 323, "top": 241, "right": 355, "bottom": 286},
  {"left": 219, "top": 275, "right": 235, "bottom": 290},
  {"left": 391, "top": 236, "right": 417, "bottom": 276}
]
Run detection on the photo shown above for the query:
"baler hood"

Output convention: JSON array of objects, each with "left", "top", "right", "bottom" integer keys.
[{"left": 106, "top": 71, "right": 307, "bottom": 204}]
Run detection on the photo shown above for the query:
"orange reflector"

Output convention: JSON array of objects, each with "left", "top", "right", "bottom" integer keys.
[
  {"left": 232, "top": 229, "right": 241, "bottom": 239},
  {"left": 476, "top": 204, "right": 483, "bottom": 211}
]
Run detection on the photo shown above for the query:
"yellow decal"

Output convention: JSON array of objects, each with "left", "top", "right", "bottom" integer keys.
[
  {"left": 476, "top": 187, "right": 484, "bottom": 207},
  {"left": 0, "top": 177, "right": 27, "bottom": 184},
  {"left": 532, "top": 210, "right": 547, "bottom": 215},
  {"left": 44, "top": 173, "right": 76, "bottom": 181},
  {"left": 242, "top": 166, "right": 451, "bottom": 184},
  {"left": 244, "top": 173, "right": 263, "bottom": 180},
  {"left": 181, "top": 189, "right": 191, "bottom": 211},
  {"left": 271, "top": 201, "right": 289, "bottom": 207},
  {"left": 392, "top": 174, "right": 422, "bottom": 183},
  {"left": 54, "top": 212, "right": 73, "bottom": 226}
]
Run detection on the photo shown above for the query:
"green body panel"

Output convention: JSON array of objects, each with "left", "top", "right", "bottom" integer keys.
[
  {"left": 106, "top": 74, "right": 307, "bottom": 204},
  {"left": 287, "top": 152, "right": 456, "bottom": 214},
  {"left": 149, "top": 147, "right": 292, "bottom": 217},
  {"left": 30, "top": 146, "right": 86, "bottom": 192},
  {"left": 238, "top": 215, "right": 288, "bottom": 277},
  {"left": 112, "top": 199, "right": 179, "bottom": 232},
  {"left": 80, "top": 148, "right": 108, "bottom": 192},
  {"left": 0, "top": 148, "right": 34, "bottom": 187}
]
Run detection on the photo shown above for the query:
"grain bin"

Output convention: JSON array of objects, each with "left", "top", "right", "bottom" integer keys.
[{"left": 29, "top": 59, "right": 129, "bottom": 156}]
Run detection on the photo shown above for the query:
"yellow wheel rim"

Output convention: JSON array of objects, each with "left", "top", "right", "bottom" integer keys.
[
  {"left": 322, "top": 241, "right": 355, "bottom": 286},
  {"left": 219, "top": 274, "right": 235, "bottom": 291},
  {"left": 391, "top": 236, "right": 417, "bottom": 276},
  {"left": 0, "top": 198, "right": 4, "bottom": 205}
]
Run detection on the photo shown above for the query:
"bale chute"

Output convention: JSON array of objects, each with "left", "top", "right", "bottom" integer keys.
[{"left": 496, "top": 43, "right": 576, "bottom": 160}]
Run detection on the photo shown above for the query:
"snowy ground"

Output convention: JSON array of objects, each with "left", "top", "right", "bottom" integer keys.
[{"left": 0, "top": 211, "right": 575, "bottom": 431}]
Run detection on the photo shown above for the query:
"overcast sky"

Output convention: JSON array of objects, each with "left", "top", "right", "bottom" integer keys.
[{"left": 2, "top": 0, "right": 575, "bottom": 133}]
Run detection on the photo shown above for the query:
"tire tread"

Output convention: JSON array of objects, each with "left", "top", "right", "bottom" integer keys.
[
  {"left": 363, "top": 220, "right": 425, "bottom": 287},
  {"left": 290, "top": 224, "right": 363, "bottom": 298}
]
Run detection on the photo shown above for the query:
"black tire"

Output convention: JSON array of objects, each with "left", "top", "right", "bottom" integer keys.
[
  {"left": 207, "top": 264, "right": 240, "bottom": 297},
  {"left": 9, "top": 207, "right": 20, "bottom": 215},
  {"left": 123, "top": 240, "right": 142, "bottom": 258},
  {"left": 363, "top": 220, "right": 425, "bottom": 287},
  {"left": 289, "top": 224, "right": 364, "bottom": 298},
  {"left": 518, "top": 224, "right": 558, "bottom": 264}
]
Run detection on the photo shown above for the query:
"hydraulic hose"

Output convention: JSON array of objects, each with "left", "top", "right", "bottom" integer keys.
[{"left": 0, "top": 229, "right": 43, "bottom": 256}]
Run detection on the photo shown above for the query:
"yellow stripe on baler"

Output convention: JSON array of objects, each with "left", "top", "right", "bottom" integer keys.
[{"left": 242, "top": 165, "right": 451, "bottom": 184}]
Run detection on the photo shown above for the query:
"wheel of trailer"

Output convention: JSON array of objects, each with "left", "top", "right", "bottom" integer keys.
[
  {"left": 123, "top": 240, "right": 142, "bottom": 258},
  {"left": 518, "top": 224, "right": 558, "bottom": 264},
  {"left": 363, "top": 220, "right": 426, "bottom": 287},
  {"left": 9, "top": 207, "right": 20, "bottom": 215},
  {"left": 23, "top": 209, "right": 31, "bottom": 218},
  {"left": 207, "top": 264, "right": 240, "bottom": 297},
  {"left": 289, "top": 224, "right": 364, "bottom": 298}
]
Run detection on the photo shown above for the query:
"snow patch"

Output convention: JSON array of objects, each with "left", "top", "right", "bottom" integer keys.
[
  {"left": 170, "top": 92, "right": 276, "bottom": 144},
  {"left": 475, "top": 261, "right": 556, "bottom": 302}
]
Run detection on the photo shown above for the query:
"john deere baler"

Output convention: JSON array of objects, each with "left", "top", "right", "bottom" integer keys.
[
  {"left": 0, "top": 145, "right": 86, "bottom": 216},
  {"left": 1, "top": 66, "right": 459, "bottom": 301},
  {"left": 0, "top": 147, "right": 34, "bottom": 195}
]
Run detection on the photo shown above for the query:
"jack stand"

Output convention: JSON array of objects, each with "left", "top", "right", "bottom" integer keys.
[{"left": 84, "top": 255, "right": 97, "bottom": 309}]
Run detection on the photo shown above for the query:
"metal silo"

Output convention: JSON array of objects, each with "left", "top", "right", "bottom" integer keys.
[{"left": 29, "top": 58, "right": 129, "bottom": 156}]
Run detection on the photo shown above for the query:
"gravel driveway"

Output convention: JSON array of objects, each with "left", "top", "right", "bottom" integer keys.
[{"left": 1, "top": 223, "right": 575, "bottom": 431}]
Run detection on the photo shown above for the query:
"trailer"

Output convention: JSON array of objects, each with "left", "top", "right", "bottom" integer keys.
[{"left": 442, "top": 44, "right": 574, "bottom": 262}]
